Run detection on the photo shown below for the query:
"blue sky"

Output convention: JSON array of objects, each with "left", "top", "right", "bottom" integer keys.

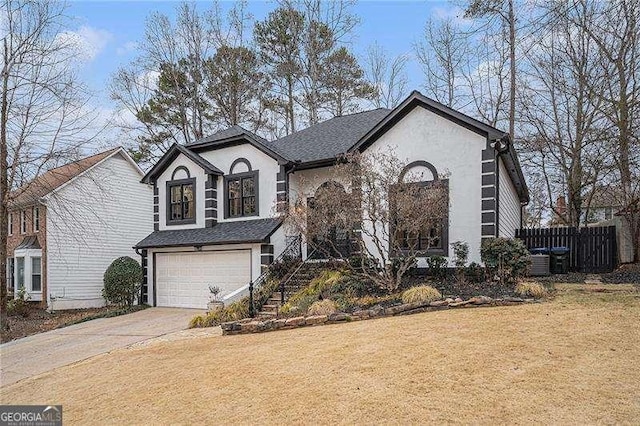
[{"left": 66, "top": 1, "right": 462, "bottom": 104}]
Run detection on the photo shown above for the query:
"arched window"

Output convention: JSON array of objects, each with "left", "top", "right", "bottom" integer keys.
[
  {"left": 392, "top": 161, "right": 449, "bottom": 256},
  {"left": 167, "top": 166, "right": 196, "bottom": 225},
  {"left": 225, "top": 158, "right": 258, "bottom": 218}
]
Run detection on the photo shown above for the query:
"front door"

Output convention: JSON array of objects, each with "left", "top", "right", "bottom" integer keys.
[{"left": 307, "top": 196, "right": 351, "bottom": 260}]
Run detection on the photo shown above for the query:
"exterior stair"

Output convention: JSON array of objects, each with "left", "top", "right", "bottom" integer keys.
[{"left": 256, "top": 262, "right": 328, "bottom": 318}]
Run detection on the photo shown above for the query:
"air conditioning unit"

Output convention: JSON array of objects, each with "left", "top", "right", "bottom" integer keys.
[{"left": 529, "top": 254, "right": 550, "bottom": 276}]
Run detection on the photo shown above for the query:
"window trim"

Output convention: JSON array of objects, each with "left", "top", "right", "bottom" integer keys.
[
  {"left": 224, "top": 170, "right": 259, "bottom": 219},
  {"left": 390, "top": 179, "right": 449, "bottom": 257},
  {"left": 6, "top": 257, "right": 14, "bottom": 293},
  {"left": 20, "top": 210, "right": 26, "bottom": 234},
  {"left": 31, "top": 256, "right": 42, "bottom": 292},
  {"left": 8, "top": 212, "right": 12, "bottom": 236},
  {"left": 33, "top": 206, "right": 40, "bottom": 232},
  {"left": 165, "top": 177, "right": 197, "bottom": 225}
]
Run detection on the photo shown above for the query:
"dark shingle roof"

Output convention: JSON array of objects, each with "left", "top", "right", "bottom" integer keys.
[
  {"left": 134, "top": 218, "right": 282, "bottom": 249},
  {"left": 264, "top": 109, "right": 390, "bottom": 163},
  {"left": 187, "top": 125, "right": 270, "bottom": 146}
]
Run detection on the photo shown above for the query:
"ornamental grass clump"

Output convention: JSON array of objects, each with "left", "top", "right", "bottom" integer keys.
[
  {"left": 515, "top": 281, "right": 548, "bottom": 299},
  {"left": 307, "top": 299, "right": 337, "bottom": 316},
  {"left": 402, "top": 285, "right": 442, "bottom": 304}
]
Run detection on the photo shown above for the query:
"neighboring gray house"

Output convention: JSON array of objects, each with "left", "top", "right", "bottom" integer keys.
[{"left": 135, "top": 91, "right": 529, "bottom": 309}]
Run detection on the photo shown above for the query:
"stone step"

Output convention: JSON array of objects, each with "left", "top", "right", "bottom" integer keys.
[{"left": 257, "top": 311, "right": 277, "bottom": 317}]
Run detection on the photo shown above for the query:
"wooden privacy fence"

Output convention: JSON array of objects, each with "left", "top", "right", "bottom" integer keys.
[{"left": 515, "top": 226, "right": 618, "bottom": 273}]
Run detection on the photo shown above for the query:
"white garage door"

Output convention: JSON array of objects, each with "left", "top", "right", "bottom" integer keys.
[{"left": 155, "top": 250, "right": 251, "bottom": 309}]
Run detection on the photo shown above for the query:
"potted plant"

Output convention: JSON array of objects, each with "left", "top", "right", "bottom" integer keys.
[{"left": 207, "top": 285, "right": 224, "bottom": 312}]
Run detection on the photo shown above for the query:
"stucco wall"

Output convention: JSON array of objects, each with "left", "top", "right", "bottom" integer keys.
[
  {"left": 199, "top": 144, "right": 280, "bottom": 222},
  {"left": 363, "top": 107, "right": 486, "bottom": 265}
]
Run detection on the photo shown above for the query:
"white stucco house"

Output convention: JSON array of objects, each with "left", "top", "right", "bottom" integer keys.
[
  {"left": 6, "top": 147, "right": 153, "bottom": 310},
  {"left": 135, "top": 91, "right": 529, "bottom": 309}
]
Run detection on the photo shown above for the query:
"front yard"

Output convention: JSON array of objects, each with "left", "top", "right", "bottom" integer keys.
[{"left": 1, "top": 283, "right": 638, "bottom": 424}]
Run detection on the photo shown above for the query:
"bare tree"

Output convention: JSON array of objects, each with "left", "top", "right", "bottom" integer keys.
[
  {"left": 414, "top": 17, "right": 469, "bottom": 109},
  {"left": 1, "top": 0, "right": 102, "bottom": 318},
  {"left": 364, "top": 43, "right": 408, "bottom": 109},
  {"left": 286, "top": 150, "right": 449, "bottom": 293},
  {"left": 577, "top": 0, "right": 640, "bottom": 261},
  {"left": 518, "top": 0, "right": 609, "bottom": 227}
]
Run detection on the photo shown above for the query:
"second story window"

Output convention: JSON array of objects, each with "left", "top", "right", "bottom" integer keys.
[
  {"left": 225, "top": 172, "right": 258, "bottom": 218},
  {"left": 33, "top": 207, "right": 40, "bottom": 232},
  {"left": 20, "top": 210, "right": 26, "bottom": 234},
  {"left": 8, "top": 213, "right": 12, "bottom": 236},
  {"left": 167, "top": 179, "right": 196, "bottom": 225}
]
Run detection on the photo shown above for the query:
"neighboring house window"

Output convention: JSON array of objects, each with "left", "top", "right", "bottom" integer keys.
[
  {"left": 225, "top": 172, "right": 258, "bottom": 218},
  {"left": 31, "top": 257, "right": 42, "bottom": 292},
  {"left": 6, "top": 257, "right": 14, "bottom": 293},
  {"left": 604, "top": 207, "right": 613, "bottom": 220},
  {"left": 20, "top": 210, "right": 26, "bottom": 234},
  {"left": 7, "top": 213, "right": 12, "bottom": 236},
  {"left": 166, "top": 178, "right": 196, "bottom": 225},
  {"left": 33, "top": 206, "right": 40, "bottom": 232},
  {"left": 16, "top": 257, "right": 24, "bottom": 289}
]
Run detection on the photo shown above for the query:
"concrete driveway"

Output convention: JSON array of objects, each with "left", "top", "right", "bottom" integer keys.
[{"left": 0, "top": 307, "right": 200, "bottom": 387}]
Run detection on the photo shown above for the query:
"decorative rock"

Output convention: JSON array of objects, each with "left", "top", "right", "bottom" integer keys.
[
  {"left": 449, "top": 300, "right": 472, "bottom": 307},
  {"left": 469, "top": 296, "right": 493, "bottom": 305},
  {"left": 328, "top": 312, "right": 349, "bottom": 322},
  {"left": 241, "top": 321, "right": 262, "bottom": 332},
  {"left": 445, "top": 298, "right": 455, "bottom": 303},
  {"left": 305, "top": 315, "right": 328, "bottom": 325},
  {"left": 272, "top": 319, "right": 287, "bottom": 329},
  {"left": 352, "top": 310, "right": 370, "bottom": 319},
  {"left": 430, "top": 300, "right": 449, "bottom": 307},
  {"left": 386, "top": 304, "right": 410, "bottom": 315},
  {"left": 503, "top": 296, "right": 525, "bottom": 303},
  {"left": 369, "top": 306, "right": 385, "bottom": 317},
  {"left": 454, "top": 297, "right": 463, "bottom": 302},
  {"left": 285, "top": 316, "right": 305, "bottom": 327}
]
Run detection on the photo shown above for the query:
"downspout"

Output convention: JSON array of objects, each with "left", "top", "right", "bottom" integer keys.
[{"left": 134, "top": 247, "right": 146, "bottom": 306}]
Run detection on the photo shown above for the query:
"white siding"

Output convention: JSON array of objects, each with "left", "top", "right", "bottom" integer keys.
[
  {"left": 46, "top": 153, "right": 153, "bottom": 309},
  {"left": 365, "top": 107, "right": 486, "bottom": 264},
  {"left": 498, "top": 158, "right": 521, "bottom": 237}
]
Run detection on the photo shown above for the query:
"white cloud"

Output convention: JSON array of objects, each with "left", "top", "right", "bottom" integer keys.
[
  {"left": 116, "top": 41, "right": 138, "bottom": 56},
  {"left": 57, "top": 25, "right": 113, "bottom": 62},
  {"left": 431, "top": 6, "right": 474, "bottom": 26}
]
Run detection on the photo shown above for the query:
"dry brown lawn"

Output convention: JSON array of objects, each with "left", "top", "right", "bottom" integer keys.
[{"left": 2, "top": 284, "right": 639, "bottom": 425}]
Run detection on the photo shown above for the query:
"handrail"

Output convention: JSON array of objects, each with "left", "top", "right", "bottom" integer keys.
[
  {"left": 248, "top": 235, "right": 302, "bottom": 317},
  {"left": 279, "top": 248, "right": 317, "bottom": 304}
]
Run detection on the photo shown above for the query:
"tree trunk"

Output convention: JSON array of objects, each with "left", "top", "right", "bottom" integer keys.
[
  {"left": 508, "top": 0, "right": 516, "bottom": 138},
  {"left": 1, "top": 38, "right": 10, "bottom": 328}
]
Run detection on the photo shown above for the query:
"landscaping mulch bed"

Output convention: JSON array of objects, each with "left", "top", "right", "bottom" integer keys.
[
  {"left": 1, "top": 305, "right": 146, "bottom": 343},
  {"left": 601, "top": 263, "right": 640, "bottom": 284},
  {"left": 402, "top": 275, "right": 517, "bottom": 299}
]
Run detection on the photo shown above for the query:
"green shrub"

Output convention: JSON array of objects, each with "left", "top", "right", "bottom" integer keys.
[
  {"left": 515, "top": 281, "right": 547, "bottom": 299},
  {"left": 401, "top": 285, "right": 442, "bottom": 304},
  {"left": 307, "top": 299, "right": 337, "bottom": 316},
  {"left": 102, "top": 256, "right": 143, "bottom": 307},
  {"left": 465, "top": 262, "right": 485, "bottom": 284},
  {"left": 450, "top": 241, "right": 469, "bottom": 268},
  {"left": 7, "top": 286, "right": 31, "bottom": 317},
  {"left": 426, "top": 256, "right": 448, "bottom": 280},
  {"left": 480, "top": 238, "right": 531, "bottom": 283}
]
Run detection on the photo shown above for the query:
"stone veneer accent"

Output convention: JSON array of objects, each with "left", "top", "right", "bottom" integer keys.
[
  {"left": 205, "top": 174, "right": 217, "bottom": 228},
  {"left": 140, "top": 249, "right": 148, "bottom": 303},
  {"left": 153, "top": 184, "right": 159, "bottom": 231},
  {"left": 481, "top": 147, "right": 497, "bottom": 239},
  {"left": 276, "top": 165, "right": 287, "bottom": 213}
]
